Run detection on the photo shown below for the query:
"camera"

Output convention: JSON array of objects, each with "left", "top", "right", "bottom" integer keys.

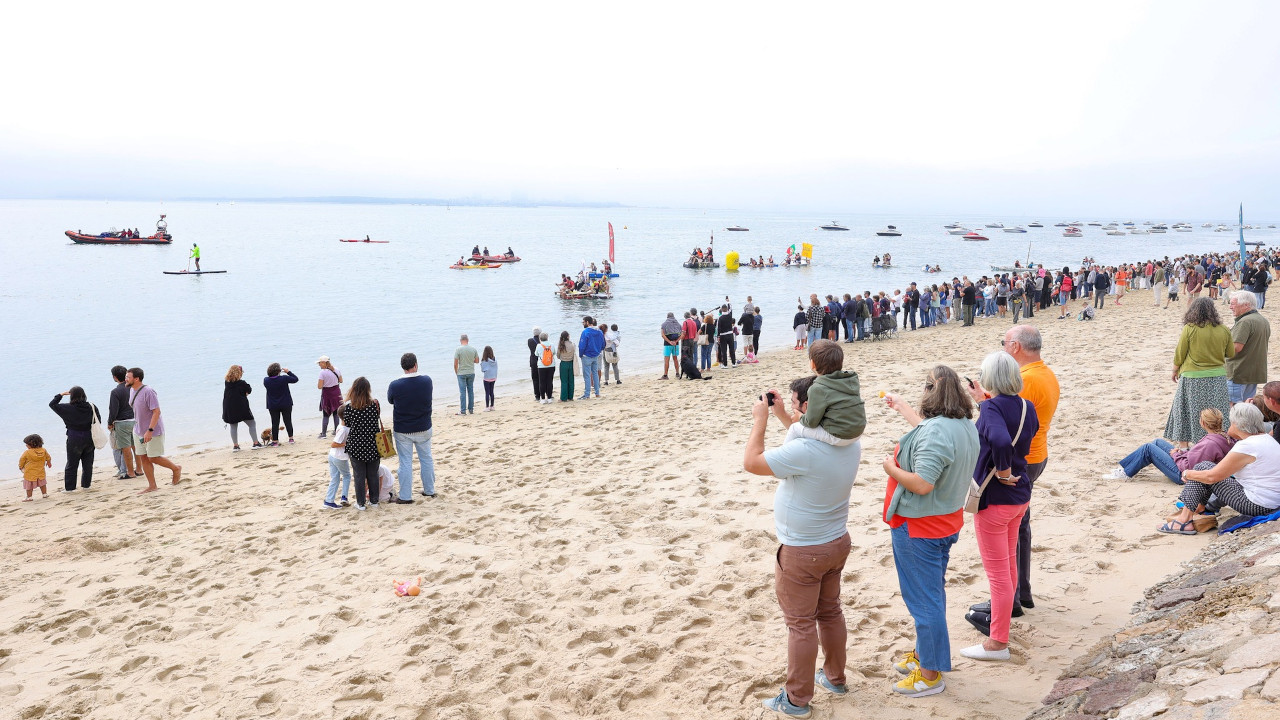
[{"left": 760, "top": 391, "right": 777, "bottom": 406}]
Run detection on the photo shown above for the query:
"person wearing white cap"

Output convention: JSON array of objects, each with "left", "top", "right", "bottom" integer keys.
[{"left": 316, "top": 356, "right": 343, "bottom": 439}]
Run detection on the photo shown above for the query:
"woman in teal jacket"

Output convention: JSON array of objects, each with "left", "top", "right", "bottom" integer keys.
[{"left": 881, "top": 365, "right": 979, "bottom": 698}]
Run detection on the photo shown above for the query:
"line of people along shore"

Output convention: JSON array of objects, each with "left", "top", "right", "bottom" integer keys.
[{"left": 789, "top": 251, "right": 1273, "bottom": 349}]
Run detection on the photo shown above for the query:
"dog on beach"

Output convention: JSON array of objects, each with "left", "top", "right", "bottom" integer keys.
[{"left": 261, "top": 427, "right": 286, "bottom": 443}]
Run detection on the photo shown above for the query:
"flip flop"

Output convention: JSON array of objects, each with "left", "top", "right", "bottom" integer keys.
[{"left": 1157, "top": 519, "right": 1197, "bottom": 535}]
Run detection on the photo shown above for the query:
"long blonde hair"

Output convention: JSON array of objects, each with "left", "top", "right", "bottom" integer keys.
[{"left": 225, "top": 365, "right": 243, "bottom": 382}]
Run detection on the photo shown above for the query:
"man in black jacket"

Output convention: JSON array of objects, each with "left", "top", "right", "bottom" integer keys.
[
  {"left": 904, "top": 283, "right": 920, "bottom": 331},
  {"left": 1093, "top": 268, "right": 1110, "bottom": 310},
  {"left": 528, "top": 327, "right": 541, "bottom": 400}
]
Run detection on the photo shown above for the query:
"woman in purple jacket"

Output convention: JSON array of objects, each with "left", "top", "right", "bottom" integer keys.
[
  {"left": 1102, "top": 408, "right": 1234, "bottom": 484},
  {"left": 962, "top": 352, "right": 1039, "bottom": 661}
]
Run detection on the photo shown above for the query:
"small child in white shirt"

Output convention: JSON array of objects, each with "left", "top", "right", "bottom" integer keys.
[{"left": 324, "top": 424, "right": 352, "bottom": 509}]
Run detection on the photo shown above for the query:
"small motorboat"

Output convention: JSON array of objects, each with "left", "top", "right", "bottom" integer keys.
[
  {"left": 1123, "top": 221, "right": 1135, "bottom": 226},
  {"left": 962, "top": 232, "right": 989, "bottom": 241},
  {"left": 1175, "top": 226, "right": 1193, "bottom": 232},
  {"left": 1087, "top": 222, "right": 1103, "bottom": 226},
  {"left": 991, "top": 264, "right": 1034, "bottom": 272},
  {"left": 1063, "top": 228, "right": 1083, "bottom": 237},
  {"left": 340, "top": 238, "right": 390, "bottom": 243},
  {"left": 1003, "top": 226, "right": 1028, "bottom": 233},
  {"left": 1215, "top": 225, "right": 1230, "bottom": 232},
  {"left": 1129, "top": 229, "right": 1149, "bottom": 235},
  {"left": 1106, "top": 229, "right": 1127, "bottom": 236},
  {"left": 1053, "top": 222, "right": 1069, "bottom": 227},
  {"left": 66, "top": 230, "right": 172, "bottom": 245},
  {"left": 985, "top": 222, "right": 1004, "bottom": 228},
  {"left": 943, "top": 222, "right": 963, "bottom": 229},
  {"left": 451, "top": 262, "right": 501, "bottom": 269},
  {"left": 818, "top": 222, "right": 849, "bottom": 231},
  {"left": 876, "top": 225, "right": 902, "bottom": 236},
  {"left": 1028, "top": 222, "right": 1044, "bottom": 228},
  {"left": 872, "top": 263, "right": 893, "bottom": 269},
  {"left": 471, "top": 253, "right": 521, "bottom": 263},
  {"left": 747, "top": 263, "right": 779, "bottom": 268},
  {"left": 947, "top": 227, "right": 970, "bottom": 235},
  {"left": 683, "top": 260, "right": 721, "bottom": 269},
  {"left": 1202, "top": 223, "right": 1214, "bottom": 228},
  {"left": 725, "top": 226, "right": 750, "bottom": 232}
]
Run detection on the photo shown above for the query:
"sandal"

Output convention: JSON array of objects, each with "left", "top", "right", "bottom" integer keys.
[{"left": 1157, "top": 519, "right": 1197, "bottom": 535}]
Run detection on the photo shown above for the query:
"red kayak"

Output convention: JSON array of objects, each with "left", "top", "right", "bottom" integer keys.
[
  {"left": 66, "top": 230, "right": 172, "bottom": 245},
  {"left": 340, "top": 238, "right": 389, "bottom": 243},
  {"left": 471, "top": 253, "right": 520, "bottom": 263}
]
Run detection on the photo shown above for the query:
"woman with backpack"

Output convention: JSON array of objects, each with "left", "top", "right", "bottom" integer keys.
[{"left": 535, "top": 333, "right": 556, "bottom": 404}]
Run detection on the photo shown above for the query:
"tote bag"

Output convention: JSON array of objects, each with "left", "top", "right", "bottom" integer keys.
[
  {"left": 374, "top": 401, "right": 396, "bottom": 459},
  {"left": 89, "top": 403, "right": 108, "bottom": 450},
  {"left": 964, "top": 399, "right": 1027, "bottom": 514}
]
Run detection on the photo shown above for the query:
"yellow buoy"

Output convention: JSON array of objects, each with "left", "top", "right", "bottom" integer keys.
[{"left": 725, "top": 251, "right": 740, "bottom": 271}]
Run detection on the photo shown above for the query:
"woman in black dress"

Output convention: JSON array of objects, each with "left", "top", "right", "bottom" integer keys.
[
  {"left": 49, "top": 386, "right": 100, "bottom": 491},
  {"left": 223, "top": 365, "right": 261, "bottom": 451},
  {"left": 341, "top": 377, "right": 383, "bottom": 510}
]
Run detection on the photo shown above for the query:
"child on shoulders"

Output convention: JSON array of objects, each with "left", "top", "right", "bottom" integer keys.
[{"left": 787, "top": 340, "right": 866, "bottom": 447}]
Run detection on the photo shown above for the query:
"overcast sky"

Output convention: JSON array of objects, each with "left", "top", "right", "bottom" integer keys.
[{"left": 3, "top": 1, "right": 1278, "bottom": 216}]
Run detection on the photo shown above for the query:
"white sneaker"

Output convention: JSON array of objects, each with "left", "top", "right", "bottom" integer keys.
[
  {"left": 1101, "top": 466, "right": 1130, "bottom": 481},
  {"left": 960, "top": 644, "right": 1010, "bottom": 661}
]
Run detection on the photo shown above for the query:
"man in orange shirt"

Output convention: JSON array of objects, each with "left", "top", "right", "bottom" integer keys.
[
  {"left": 971, "top": 325, "right": 1059, "bottom": 621},
  {"left": 1115, "top": 267, "right": 1129, "bottom": 305}
]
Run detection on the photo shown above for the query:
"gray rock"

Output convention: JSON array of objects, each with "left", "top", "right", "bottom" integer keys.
[
  {"left": 1180, "top": 561, "right": 1243, "bottom": 589},
  {"left": 1221, "top": 633, "right": 1280, "bottom": 670},
  {"left": 1151, "top": 586, "right": 1207, "bottom": 610},
  {"left": 1115, "top": 689, "right": 1171, "bottom": 720},
  {"left": 1181, "top": 667, "right": 1270, "bottom": 704},
  {"left": 1080, "top": 666, "right": 1156, "bottom": 714},
  {"left": 1042, "top": 676, "right": 1096, "bottom": 705},
  {"left": 1262, "top": 667, "right": 1280, "bottom": 701}
]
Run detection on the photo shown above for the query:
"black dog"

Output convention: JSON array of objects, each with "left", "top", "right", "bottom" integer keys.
[{"left": 681, "top": 356, "right": 711, "bottom": 380}]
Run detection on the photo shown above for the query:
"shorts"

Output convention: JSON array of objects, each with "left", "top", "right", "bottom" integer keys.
[
  {"left": 133, "top": 434, "right": 166, "bottom": 457},
  {"left": 23, "top": 479, "right": 46, "bottom": 491},
  {"left": 1228, "top": 381, "right": 1258, "bottom": 404},
  {"left": 1169, "top": 291, "right": 1179, "bottom": 301},
  {"left": 795, "top": 326, "right": 806, "bottom": 342},
  {"left": 663, "top": 345, "right": 679, "bottom": 357},
  {"left": 111, "top": 419, "right": 135, "bottom": 449}
]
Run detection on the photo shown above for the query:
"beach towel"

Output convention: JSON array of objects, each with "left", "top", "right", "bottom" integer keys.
[{"left": 1217, "top": 509, "right": 1280, "bottom": 534}]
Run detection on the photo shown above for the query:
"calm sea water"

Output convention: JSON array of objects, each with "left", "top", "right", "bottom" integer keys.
[{"left": 0, "top": 199, "right": 1265, "bottom": 478}]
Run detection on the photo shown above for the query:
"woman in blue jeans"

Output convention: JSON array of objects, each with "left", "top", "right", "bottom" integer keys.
[
  {"left": 880, "top": 366, "right": 979, "bottom": 698},
  {"left": 1102, "top": 408, "right": 1234, "bottom": 484}
]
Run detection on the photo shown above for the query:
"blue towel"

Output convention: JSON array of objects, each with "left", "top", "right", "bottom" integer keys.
[{"left": 1218, "top": 509, "right": 1280, "bottom": 534}]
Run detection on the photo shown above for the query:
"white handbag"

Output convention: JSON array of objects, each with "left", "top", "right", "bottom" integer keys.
[
  {"left": 964, "top": 399, "right": 1027, "bottom": 514},
  {"left": 89, "top": 403, "right": 108, "bottom": 450}
]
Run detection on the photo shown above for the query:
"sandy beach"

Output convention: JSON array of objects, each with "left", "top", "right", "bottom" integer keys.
[{"left": 2, "top": 293, "right": 1260, "bottom": 720}]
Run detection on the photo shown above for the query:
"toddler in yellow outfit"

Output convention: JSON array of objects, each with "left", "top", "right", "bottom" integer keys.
[{"left": 19, "top": 434, "right": 52, "bottom": 501}]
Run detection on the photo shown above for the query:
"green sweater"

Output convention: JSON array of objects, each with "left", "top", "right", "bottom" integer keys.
[
  {"left": 800, "top": 371, "right": 866, "bottom": 440},
  {"left": 886, "top": 416, "right": 979, "bottom": 519},
  {"left": 1174, "top": 323, "right": 1234, "bottom": 377}
]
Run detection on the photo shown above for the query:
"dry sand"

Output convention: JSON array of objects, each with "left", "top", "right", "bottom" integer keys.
[{"left": 1, "top": 293, "right": 1261, "bottom": 719}]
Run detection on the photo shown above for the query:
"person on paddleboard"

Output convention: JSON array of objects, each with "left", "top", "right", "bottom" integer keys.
[{"left": 190, "top": 243, "right": 201, "bottom": 272}]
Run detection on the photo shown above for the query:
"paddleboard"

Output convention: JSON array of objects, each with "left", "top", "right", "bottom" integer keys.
[
  {"left": 163, "top": 270, "right": 227, "bottom": 275},
  {"left": 340, "top": 239, "right": 390, "bottom": 243}
]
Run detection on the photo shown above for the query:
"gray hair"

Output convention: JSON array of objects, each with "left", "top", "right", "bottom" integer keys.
[
  {"left": 539, "top": 332, "right": 548, "bottom": 341},
  {"left": 533, "top": 326, "right": 541, "bottom": 336},
  {"left": 980, "top": 351, "right": 1023, "bottom": 397},
  {"left": 1231, "top": 402, "right": 1266, "bottom": 435},
  {"left": 1008, "top": 325, "right": 1042, "bottom": 352},
  {"left": 1230, "top": 290, "right": 1258, "bottom": 310}
]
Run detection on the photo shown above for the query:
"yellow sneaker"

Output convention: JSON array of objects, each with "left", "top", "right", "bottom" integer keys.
[
  {"left": 893, "top": 669, "right": 945, "bottom": 697},
  {"left": 893, "top": 650, "right": 919, "bottom": 675}
]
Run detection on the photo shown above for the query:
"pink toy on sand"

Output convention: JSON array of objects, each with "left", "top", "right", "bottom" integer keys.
[{"left": 393, "top": 577, "right": 421, "bottom": 597}]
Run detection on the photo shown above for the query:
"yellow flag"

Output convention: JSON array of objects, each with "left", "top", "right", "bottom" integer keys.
[{"left": 801, "top": 243, "right": 813, "bottom": 259}]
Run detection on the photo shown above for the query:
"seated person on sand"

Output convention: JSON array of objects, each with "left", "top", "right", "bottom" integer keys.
[
  {"left": 1103, "top": 408, "right": 1233, "bottom": 485},
  {"left": 1159, "top": 403, "right": 1280, "bottom": 535},
  {"left": 1077, "top": 301, "right": 1095, "bottom": 321},
  {"left": 786, "top": 340, "right": 866, "bottom": 447}
]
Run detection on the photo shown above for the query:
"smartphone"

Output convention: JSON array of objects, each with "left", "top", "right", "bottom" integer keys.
[
  {"left": 760, "top": 392, "right": 777, "bottom": 406},
  {"left": 964, "top": 376, "right": 974, "bottom": 389}
]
